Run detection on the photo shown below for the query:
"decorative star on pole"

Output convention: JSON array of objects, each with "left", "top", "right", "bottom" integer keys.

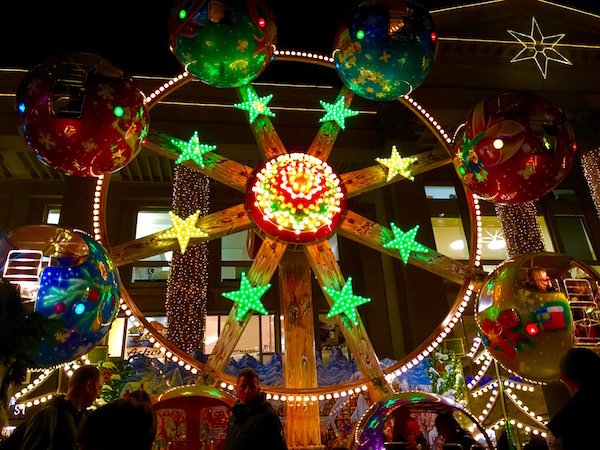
[
  {"left": 323, "top": 276, "right": 371, "bottom": 326},
  {"left": 234, "top": 87, "right": 276, "bottom": 124},
  {"left": 383, "top": 223, "right": 428, "bottom": 264},
  {"left": 375, "top": 145, "right": 418, "bottom": 182},
  {"left": 319, "top": 96, "right": 359, "bottom": 130},
  {"left": 158, "top": 210, "right": 208, "bottom": 254},
  {"left": 222, "top": 272, "right": 271, "bottom": 321},
  {"left": 171, "top": 131, "right": 216, "bottom": 168},
  {"left": 507, "top": 17, "right": 572, "bottom": 79}
]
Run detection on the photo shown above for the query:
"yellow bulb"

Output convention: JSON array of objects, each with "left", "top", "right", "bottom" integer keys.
[{"left": 493, "top": 138, "right": 504, "bottom": 149}]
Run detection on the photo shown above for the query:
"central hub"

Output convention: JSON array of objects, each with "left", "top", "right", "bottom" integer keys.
[{"left": 246, "top": 153, "right": 347, "bottom": 244}]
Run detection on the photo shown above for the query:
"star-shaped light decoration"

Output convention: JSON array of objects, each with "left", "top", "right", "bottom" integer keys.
[
  {"left": 375, "top": 145, "right": 418, "bottom": 182},
  {"left": 383, "top": 223, "right": 428, "bottom": 264},
  {"left": 323, "top": 276, "right": 371, "bottom": 326},
  {"left": 507, "top": 17, "right": 572, "bottom": 79},
  {"left": 171, "top": 131, "right": 216, "bottom": 168},
  {"left": 158, "top": 210, "right": 208, "bottom": 254},
  {"left": 234, "top": 87, "right": 276, "bottom": 124},
  {"left": 222, "top": 272, "right": 271, "bottom": 321},
  {"left": 319, "top": 96, "right": 359, "bottom": 130}
]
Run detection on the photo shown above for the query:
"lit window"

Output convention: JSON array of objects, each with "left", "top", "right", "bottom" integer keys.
[
  {"left": 430, "top": 216, "right": 469, "bottom": 260},
  {"left": 45, "top": 207, "right": 61, "bottom": 225},
  {"left": 425, "top": 186, "right": 457, "bottom": 199},
  {"left": 132, "top": 211, "right": 173, "bottom": 283}
]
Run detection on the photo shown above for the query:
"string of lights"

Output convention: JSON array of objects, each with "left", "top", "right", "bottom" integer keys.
[
  {"left": 494, "top": 201, "right": 545, "bottom": 258},
  {"left": 581, "top": 147, "right": 600, "bottom": 219},
  {"left": 165, "top": 164, "right": 210, "bottom": 354}
]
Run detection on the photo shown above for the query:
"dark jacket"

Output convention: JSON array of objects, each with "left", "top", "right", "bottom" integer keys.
[
  {"left": 224, "top": 392, "right": 287, "bottom": 450},
  {"left": 19, "top": 395, "right": 80, "bottom": 450},
  {"left": 547, "top": 384, "right": 600, "bottom": 450}
]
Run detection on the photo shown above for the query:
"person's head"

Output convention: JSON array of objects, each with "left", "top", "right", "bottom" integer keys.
[
  {"left": 398, "top": 418, "right": 421, "bottom": 443},
  {"left": 529, "top": 268, "right": 552, "bottom": 291},
  {"left": 128, "top": 388, "right": 151, "bottom": 403},
  {"left": 559, "top": 348, "right": 600, "bottom": 395},
  {"left": 66, "top": 365, "right": 103, "bottom": 410},
  {"left": 236, "top": 368, "right": 260, "bottom": 405},
  {"left": 79, "top": 397, "right": 156, "bottom": 450},
  {"left": 435, "top": 413, "right": 461, "bottom": 441},
  {"left": 523, "top": 435, "right": 549, "bottom": 450}
]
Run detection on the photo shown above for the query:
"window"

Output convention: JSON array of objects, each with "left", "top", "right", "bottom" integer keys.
[
  {"left": 45, "top": 207, "right": 61, "bottom": 225},
  {"left": 550, "top": 188, "right": 577, "bottom": 202},
  {"left": 430, "top": 217, "right": 469, "bottom": 260},
  {"left": 556, "top": 216, "right": 597, "bottom": 260},
  {"left": 425, "top": 186, "right": 457, "bottom": 199},
  {"left": 132, "top": 211, "right": 173, "bottom": 282}
]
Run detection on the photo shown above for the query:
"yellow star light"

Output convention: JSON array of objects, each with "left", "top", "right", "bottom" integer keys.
[
  {"left": 159, "top": 210, "right": 208, "bottom": 254},
  {"left": 508, "top": 17, "right": 572, "bottom": 79},
  {"left": 375, "top": 145, "right": 417, "bottom": 182}
]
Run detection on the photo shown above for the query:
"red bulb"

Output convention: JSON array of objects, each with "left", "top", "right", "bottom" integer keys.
[
  {"left": 573, "top": 141, "right": 577, "bottom": 152},
  {"left": 525, "top": 323, "right": 539, "bottom": 336},
  {"left": 431, "top": 32, "right": 437, "bottom": 42},
  {"left": 258, "top": 18, "right": 266, "bottom": 28}
]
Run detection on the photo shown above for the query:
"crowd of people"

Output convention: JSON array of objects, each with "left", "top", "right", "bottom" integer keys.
[{"left": 4, "top": 348, "right": 600, "bottom": 450}]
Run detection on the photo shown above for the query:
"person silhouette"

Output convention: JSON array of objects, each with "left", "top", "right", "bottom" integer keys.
[
  {"left": 547, "top": 348, "right": 600, "bottom": 449},
  {"left": 434, "top": 413, "right": 477, "bottom": 449}
]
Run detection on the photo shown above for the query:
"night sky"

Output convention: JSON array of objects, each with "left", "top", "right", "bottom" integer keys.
[{"left": 1, "top": 0, "right": 598, "bottom": 77}]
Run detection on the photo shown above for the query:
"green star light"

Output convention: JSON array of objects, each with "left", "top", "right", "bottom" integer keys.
[
  {"left": 323, "top": 276, "right": 371, "bottom": 325},
  {"left": 384, "top": 223, "right": 429, "bottom": 264},
  {"left": 234, "top": 87, "right": 276, "bottom": 124},
  {"left": 171, "top": 131, "right": 216, "bottom": 168},
  {"left": 222, "top": 272, "right": 271, "bottom": 321},
  {"left": 319, "top": 96, "right": 359, "bottom": 130}
]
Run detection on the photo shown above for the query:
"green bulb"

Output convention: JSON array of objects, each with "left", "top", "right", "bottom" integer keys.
[
  {"left": 459, "top": 166, "right": 466, "bottom": 176},
  {"left": 179, "top": 9, "right": 187, "bottom": 19},
  {"left": 113, "top": 106, "right": 124, "bottom": 118},
  {"left": 356, "top": 30, "right": 365, "bottom": 40}
]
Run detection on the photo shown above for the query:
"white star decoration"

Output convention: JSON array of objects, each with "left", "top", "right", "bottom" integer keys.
[{"left": 507, "top": 17, "right": 572, "bottom": 79}]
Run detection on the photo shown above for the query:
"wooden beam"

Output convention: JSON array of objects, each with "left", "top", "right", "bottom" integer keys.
[
  {"left": 279, "top": 251, "right": 321, "bottom": 448},
  {"left": 236, "top": 84, "right": 288, "bottom": 160},
  {"left": 110, "top": 203, "right": 254, "bottom": 266},
  {"left": 337, "top": 210, "right": 468, "bottom": 285},
  {"left": 341, "top": 146, "right": 452, "bottom": 198},
  {"left": 144, "top": 135, "right": 252, "bottom": 193},
  {"left": 206, "top": 236, "right": 288, "bottom": 372},
  {"left": 304, "top": 240, "right": 394, "bottom": 401},
  {"left": 307, "top": 84, "right": 354, "bottom": 162}
]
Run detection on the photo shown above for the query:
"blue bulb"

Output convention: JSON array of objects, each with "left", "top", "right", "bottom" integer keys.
[
  {"left": 17, "top": 102, "right": 25, "bottom": 113},
  {"left": 74, "top": 303, "right": 85, "bottom": 315}
]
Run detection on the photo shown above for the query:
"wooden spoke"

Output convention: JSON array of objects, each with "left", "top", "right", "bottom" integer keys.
[
  {"left": 144, "top": 133, "right": 252, "bottom": 193},
  {"left": 341, "top": 146, "right": 452, "bottom": 198},
  {"left": 307, "top": 85, "right": 354, "bottom": 162},
  {"left": 206, "top": 236, "right": 288, "bottom": 372},
  {"left": 278, "top": 251, "right": 320, "bottom": 448},
  {"left": 110, "top": 204, "right": 253, "bottom": 267},
  {"left": 338, "top": 210, "right": 468, "bottom": 285},
  {"left": 304, "top": 240, "right": 394, "bottom": 401},
  {"left": 236, "top": 84, "right": 288, "bottom": 160}
]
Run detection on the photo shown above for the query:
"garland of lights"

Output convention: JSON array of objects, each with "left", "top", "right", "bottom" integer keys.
[
  {"left": 494, "top": 201, "right": 545, "bottom": 258},
  {"left": 581, "top": 147, "right": 600, "bottom": 219},
  {"left": 165, "top": 164, "right": 210, "bottom": 354}
]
